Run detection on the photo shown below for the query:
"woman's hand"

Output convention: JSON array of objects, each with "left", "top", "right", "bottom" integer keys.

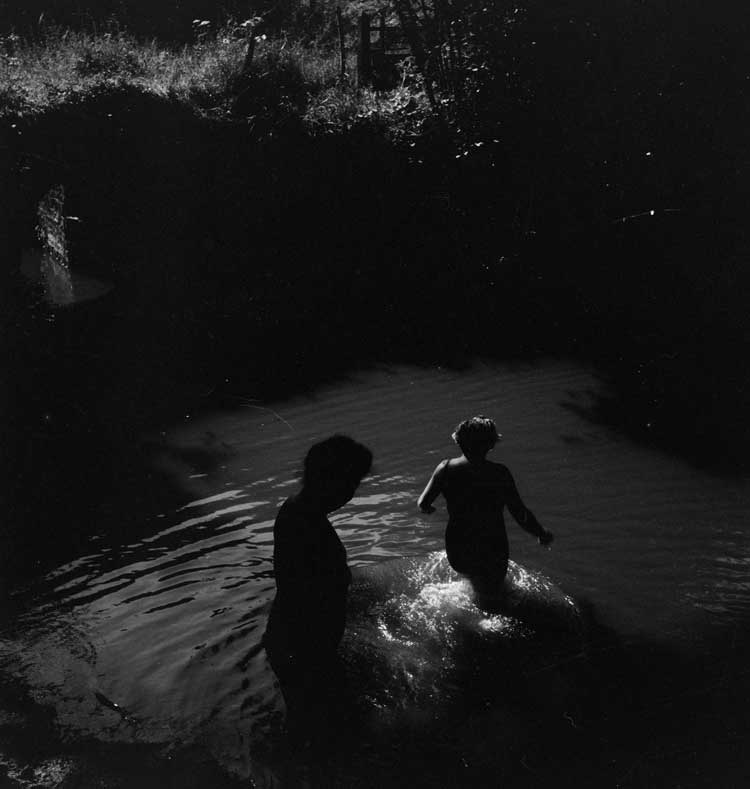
[{"left": 538, "top": 528, "right": 554, "bottom": 547}]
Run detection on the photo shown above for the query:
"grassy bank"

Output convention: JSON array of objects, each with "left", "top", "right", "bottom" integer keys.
[
  {"left": 0, "top": 23, "right": 430, "bottom": 134},
  {"left": 0, "top": 27, "right": 252, "bottom": 116}
]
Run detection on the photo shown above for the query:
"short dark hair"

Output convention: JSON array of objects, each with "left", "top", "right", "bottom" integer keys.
[
  {"left": 452, "top": 415, "right": 500, "bottom": 456},
  {"left": 303, "top": 435, "right": 373, "bottom": 486}
]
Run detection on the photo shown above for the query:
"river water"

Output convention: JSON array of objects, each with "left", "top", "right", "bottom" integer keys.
[{"left": 2, "top": 360, "right": 749, "bottom": 786}]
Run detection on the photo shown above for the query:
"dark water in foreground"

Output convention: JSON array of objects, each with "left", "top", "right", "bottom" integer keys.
[{"left": 2, "top": 361, "right": 750, "bottom": 786}]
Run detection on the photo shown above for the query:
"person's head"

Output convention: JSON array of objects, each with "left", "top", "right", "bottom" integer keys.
[
  {"left": 451, "top": 415, "right": 501, "bottom": 459},
  {"left": 302, "top": 434, "right": 373, "bottom": 512}
]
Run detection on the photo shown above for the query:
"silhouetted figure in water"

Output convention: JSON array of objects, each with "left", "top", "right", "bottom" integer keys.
[
  {"left": 418, "top": 416, "right": 553, "bottom": 607},
  {"left": 264, "top": 435, "right": 372, "bottom": 750}
]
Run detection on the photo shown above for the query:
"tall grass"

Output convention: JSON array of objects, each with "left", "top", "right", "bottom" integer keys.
[
  {"left": 0, "top": 27, "right": 341, "bottom": 116},
  {"left": 0, "top": 28, "right": 239, "bottom": 115}
]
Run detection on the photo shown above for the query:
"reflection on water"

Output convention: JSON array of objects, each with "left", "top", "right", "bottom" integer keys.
[
  {"left": 20, "top": 249, "right": 113, "bottom": 306},
  {"left": 22, "top": 184, "right": 113, "bottom": 307},
  {"left": 1, "top": 361, "right": 749, "bottom": 784}
]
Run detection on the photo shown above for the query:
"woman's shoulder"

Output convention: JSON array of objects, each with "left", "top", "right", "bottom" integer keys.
[{"left": 440, "top": 456, "right": 467, "bottom": 472}]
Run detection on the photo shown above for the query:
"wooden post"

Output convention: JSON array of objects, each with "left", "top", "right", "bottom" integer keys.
[
  {"left": 242, "top": 26, "right": 257, "bottom": 75},
  {"left": 358, "top": 12, "right": 372, "bottom": 86},
  {"left": 379, "top": 10, "right": 387, "bottom": 52},
  {"left": 336, "top": 7, "right": 346, "bottom": 80}
]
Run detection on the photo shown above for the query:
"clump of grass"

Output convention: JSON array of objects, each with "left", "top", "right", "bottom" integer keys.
[
  {"left": 305, "top": 82, "right": 430, "bottom": 139},
  {"left": 227, "top": 37, "right": 342, "bottom": 118},
  {"left": 255, "top": 38, "right": 341, "bottom": 88}
]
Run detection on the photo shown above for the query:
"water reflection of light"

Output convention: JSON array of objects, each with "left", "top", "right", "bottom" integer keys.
[
  {"left": 179, "top": 489, "right": 248, "bottom": 510},
  {"left": 352, "top": 491, "right": 415, "bottom": 506},
  {"left": 366, "top": 474, "right": 417, "bottom": 487},
  {"left": 141, "top": 501, "right": 269, "bottom": 543},
  {"left": 417, "top": 580, "right": 474, "bottom": 613},
  {"left": 477, "top": 616, "right": 517, "bottom": 633},
  {"left": 20, "top": 249, "right": 113, "bottom": 306}
]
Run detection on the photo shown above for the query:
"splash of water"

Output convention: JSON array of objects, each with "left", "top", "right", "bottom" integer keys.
[{"left": 344, "top": 552, "right": 582, "bottom": 714}]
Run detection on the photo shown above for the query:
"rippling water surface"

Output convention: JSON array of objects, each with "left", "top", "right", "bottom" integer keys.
[{"left": 2, "top": 360, "right": 749, "bottom": 785}]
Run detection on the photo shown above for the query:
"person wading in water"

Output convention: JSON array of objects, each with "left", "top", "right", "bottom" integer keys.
[
  {"left": 264, "top": 434, "right": 372, "bottom": 750},
  {"left": 418, "top": 415, "right": 553, "bottom": 607}
]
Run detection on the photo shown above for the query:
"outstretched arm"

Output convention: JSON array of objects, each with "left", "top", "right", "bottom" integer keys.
[
  {"left": 504, "top": 468, "right": 554, "bottom": 546},
  {"left": 418, "top": 460, "right": 447, "bottom": 514}
]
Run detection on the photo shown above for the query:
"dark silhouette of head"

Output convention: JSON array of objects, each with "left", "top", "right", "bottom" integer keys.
[
  {"left": 452, "top": 415, "right": 501, "bottom": 459},
  {"left": 302, "top": 435, "right": 373, "bottom": 512}
]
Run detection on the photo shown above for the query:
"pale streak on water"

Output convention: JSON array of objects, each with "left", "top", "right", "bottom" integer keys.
[{"left": 1, "top": 360, "right": 749, "bottom": 778}]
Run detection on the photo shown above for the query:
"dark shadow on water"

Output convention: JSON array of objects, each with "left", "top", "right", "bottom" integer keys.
[
  {"left": 0, "top": 671, "right": 246, "bottom": 788},
  {"left": 543, "top": 208, "right": 750, "bottom": 476},
  {"left": 253, "top": 600, "right": 750, "bottom": 787},
  {"left": 557, "top": 324, "right": 750, "bottom": 477}
]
